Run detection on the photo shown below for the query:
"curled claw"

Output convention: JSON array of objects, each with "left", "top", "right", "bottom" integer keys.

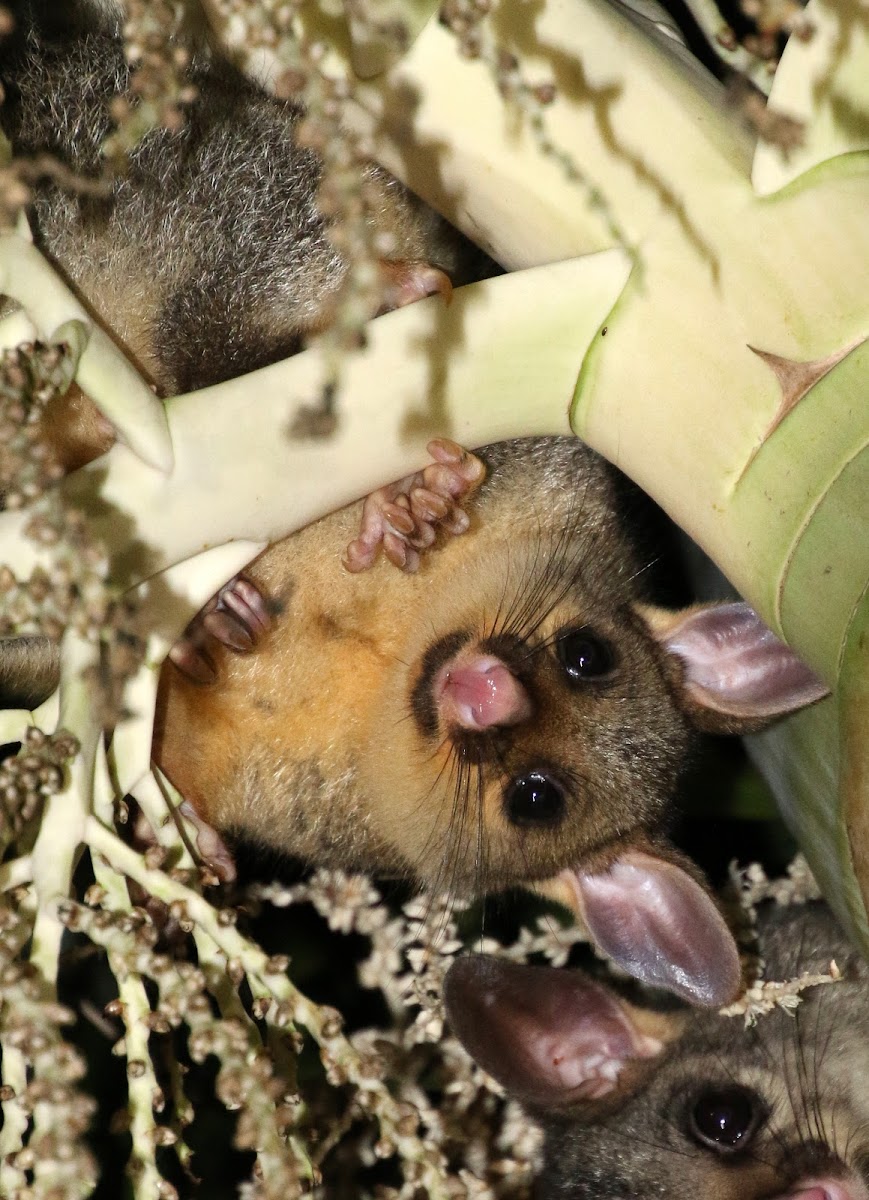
[
  {"left": 201, "top": 608, "right": 255, "bottom": 652},
  {"left": 168, "top": 574, "right": 272, "bottom": 684},
  {"left": 426, "top": 437, "right": 485, "bottom": 481},
  {"left": 380, "top": 500, "right": 416, "bottom": 537},
  {"left": 167, "top": 629, "right": 218, "bottom": 685},
  {"left": 217, "top": 576, "right": 271, "bottom": 639},
  {"left": 384, "top": 533, "right": 419, "bottom": 574},
  {"left": 420, "top": 438, "right": 486, "bottom": 509},
  {"left": 409, "top": 488, "right": 450, "bottom": 524},
  {"left": 342, "top": 441, "right": 486, "bottom": 575}
]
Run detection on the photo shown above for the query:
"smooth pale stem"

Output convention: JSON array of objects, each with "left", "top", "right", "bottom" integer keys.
[
  {"left": 0, "top": 252, "right": 628, "bottom": 589},
  {"left": 0, "top": 856, "right": 33, "bottom": 891},
  {"left": 28, "top": 635, "right": 102, "bottom": 987}
]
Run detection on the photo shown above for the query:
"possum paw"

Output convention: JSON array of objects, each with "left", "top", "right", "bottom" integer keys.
[
  {"left": 130, "top": 799, "right": 236, "bottom": 924},
  {"left": 177, "top": 799, "right": 237, "bottom": 885},
  {"left": 168, "top": 575, "right": 272, "bottom": 685},
  {"left": 378, "top": 259, "right": 453, "bottom": 313},
  {"left": 343, "top": 438, "right": 486, "bottom": 574}
]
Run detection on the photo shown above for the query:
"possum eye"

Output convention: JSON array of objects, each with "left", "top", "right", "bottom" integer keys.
[
  {"left": 556, "top": 626, "right": 615, "bottom": 683},
  {"left": 688, "top": 1086, "right": 763, "bottom": 1153},
  {"left": 503, "top": 771, "right": 566, "bottom": 827}
]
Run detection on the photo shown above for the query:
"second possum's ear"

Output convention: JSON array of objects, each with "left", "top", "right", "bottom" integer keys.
[
  {"left": 639, "top": 600, "right": 829, "bottom": 733},
  {"left": 444, "top": 955, "right": 680, "bottom": 1112}
]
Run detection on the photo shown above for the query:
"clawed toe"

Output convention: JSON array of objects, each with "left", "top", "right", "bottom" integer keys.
[
  {"left": 383, "top": 532, "right": 419, "bottom": 573},
  {"left": 220, "top": 577, "right": 272, "bottom": 638},
  {"left": 378, "top": 259, "right": 453, "bottom": 313},
  {"left": 202, "top": 609, "right": 254, "bottom": 652},
  {"left": 169, "top": 574, "right": 271, "bottom": 684},
  {"left": 381, "top": 500, "right": 416, "bottom": 537},
  {"left": 409, "top": 488, "right": 450, "bottom": 523},
  {"left": 343, "top": 441, "right": 486, "bottom": 574},
  {"left": 168, "top": 636, "right": 217, "bottom": 685},
  {"left": 178, "top": 800, "right": 237, "bottom": 884}
]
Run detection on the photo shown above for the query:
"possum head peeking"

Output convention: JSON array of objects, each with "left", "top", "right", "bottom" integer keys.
[
  {"left": 153, "top": 437, "right": 826, "bottom": 1006},
  {"left": 444, "top": 900, "right": 869, "bottom": 1200}
]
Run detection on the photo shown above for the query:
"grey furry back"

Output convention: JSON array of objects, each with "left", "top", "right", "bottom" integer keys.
[
  {"left": 2, "top": 2, "right": 491, "bottom": 393},
  {"left": 0, "top": 635, "right": 59, "bottom": 710},
  {"left": 0, "top": 11, "right": 343, "bottom": 391}
]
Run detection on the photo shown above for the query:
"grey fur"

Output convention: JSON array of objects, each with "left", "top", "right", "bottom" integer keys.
[
  {"left": 0, "top": 635, "right": 59, "bottom": 710},
  {"left": 0, "top": 8, "right": 476, "bottom": 393}
]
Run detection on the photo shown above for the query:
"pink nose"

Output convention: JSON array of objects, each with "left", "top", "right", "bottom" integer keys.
[
  {"left": 435, "top": 651, "right": 532, "bottom": 731},
  {"left": 779, "top": 1180, "right": 869, "bottom": 1200}
]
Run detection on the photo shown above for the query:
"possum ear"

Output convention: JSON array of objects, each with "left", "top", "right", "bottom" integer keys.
[
  {"left": 639, "top": 601, "right": 828, "bottom": 733},
  {"left": 444, "top": 955, "right": 676, "bottom": 1111},
  {"left": 542, "top": 849, "right": 742, "bottom": 1007}
]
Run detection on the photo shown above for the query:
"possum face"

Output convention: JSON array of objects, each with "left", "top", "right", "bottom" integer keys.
[
  {"left": 358, "top": 524, "right": 826, "bottom": 1005},
  {"left": 444, "top": 903, "right": 869, "bottom": 1200},
  {"left": 392, "top": 580, "right": 692, "bottom": 892},
  {"left": 155, "top": 436, "right": 828, "bottom": 1006}
]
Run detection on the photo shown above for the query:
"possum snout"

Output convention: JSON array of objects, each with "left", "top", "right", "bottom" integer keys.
[
  {"left": 434, "top": 645, "right": 533, "bottom": 732},
  {"left": 410, "top": 630, "right": 534, "bottom": 738}
]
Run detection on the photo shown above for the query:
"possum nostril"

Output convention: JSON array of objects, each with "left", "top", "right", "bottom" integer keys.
[
  {"left": 778, "top": 1144, "right": 869, "bottom": 1200},
  {"left": 779, "top": 1184, "right": 869, "bottom": 1200},
  {"left": 503, "top": 771, "right": 565, "bottom": 826}
]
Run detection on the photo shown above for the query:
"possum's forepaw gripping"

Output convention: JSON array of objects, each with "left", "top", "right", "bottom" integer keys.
[
  {"left": 168, "top": 575, "right": 272, "bottom": 685},
  {"left": 343, "top": 438, "right": 486, "bottom": 574},
  {"left": 177, "top": 800, "right": 237, "bottom": 885},
  {"left": 378, "top": 259, "right": 453, "bottom": 313},
  {"left": 132, "top": 800, "right": 236, "bottom": 907}
]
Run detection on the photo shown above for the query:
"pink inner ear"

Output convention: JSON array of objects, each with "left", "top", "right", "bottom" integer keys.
[
  {"left": 658, "top": 602, "right": 828, "bottom": 720},
  {"left": 567, "top": 851, "right": 741, "bottom": 1006},
  {"left": 444, "top": 956, "right": 663, "bottom": 1108}
]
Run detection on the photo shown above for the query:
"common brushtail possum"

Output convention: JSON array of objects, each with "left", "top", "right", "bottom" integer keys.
[
  {"left": 152, "top": 436, "right": 825, "bottom": 1006},
  {"left": 445, "top": 898, "right": 869, "bottom": 1200},
  {"left": 0, "top": 1, "right": 480, "bottom": 401}
]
